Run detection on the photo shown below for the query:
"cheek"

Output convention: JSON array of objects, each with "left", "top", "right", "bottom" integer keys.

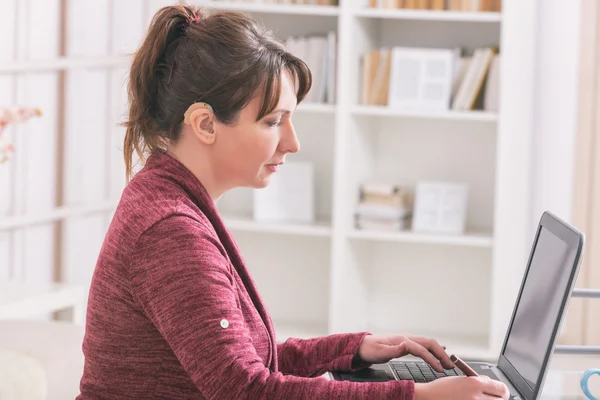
[
  {"left": 257, "top": 135, "right": 279, "bottom": 158},
  {"left": 219, "top": 125, "right": 279, "bottom": 175},
  {"left": 243, "top": 131, "right": 279, "bottom": 163},
  {"left": 220, "top": 139, "right": 273, "bottom": 181}
]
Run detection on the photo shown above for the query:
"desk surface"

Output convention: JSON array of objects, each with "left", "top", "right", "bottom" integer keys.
[{"left": 541, "top": 354, "right": 600, "bottom": 399}]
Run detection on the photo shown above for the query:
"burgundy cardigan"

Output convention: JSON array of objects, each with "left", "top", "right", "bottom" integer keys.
[{"left": 77, "top": 153, "right": 415, "bottom": 399}]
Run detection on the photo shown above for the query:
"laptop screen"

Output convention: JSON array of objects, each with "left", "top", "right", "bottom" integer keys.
[{"left": 501, "top": 226, "right": 576, "bottom": 389}]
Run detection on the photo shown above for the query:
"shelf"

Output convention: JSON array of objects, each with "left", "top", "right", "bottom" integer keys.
[
  {"left": 347, "top": 229, "right": 494, "bottom": 248},
  {"left": 0, "top": 280, "right": 87, "bottom": 324},
  {"left": 0, "top": 56, "right": 130, "bottom": 73},
  {"left": 353, "top": 8, "right": 502, "bottom": 23},
  {"left": 274, "top": 319, "right": 329, "bottom": 343},
  {"left": 352, "top": 105, "right": 498, "bottom": 122},
  {"left": 296, "top": 102, "right": 337, "bottom": 114},
  {"left": 222, "top": 214, "right": 332, "bottom": 237},
  {"left": 0, "top": 201, "right": 118, "bottom": 231},
  {"left": 204, "top": 2, "right": 339, "bottom": 17}
]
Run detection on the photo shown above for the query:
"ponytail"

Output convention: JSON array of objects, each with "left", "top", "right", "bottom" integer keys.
[{"left": 123, "top": 5, "right": 196, "bottom": 182}]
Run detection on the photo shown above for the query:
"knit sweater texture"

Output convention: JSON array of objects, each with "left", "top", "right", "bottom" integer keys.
[{"left": 76, "top": 152, "right": 415, "bottom": 399}]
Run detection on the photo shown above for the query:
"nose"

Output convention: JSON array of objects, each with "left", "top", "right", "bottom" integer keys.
[{"left": 281, "top": 123, "right": 300, "bottom": 154}]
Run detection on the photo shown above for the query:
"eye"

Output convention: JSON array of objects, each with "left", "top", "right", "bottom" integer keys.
[{"left": 267, "top": 120, "right": 282, "bottom": 127}]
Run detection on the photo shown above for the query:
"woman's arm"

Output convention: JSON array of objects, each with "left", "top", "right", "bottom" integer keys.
[
  {"left": 276, "top": 333, "right": 373, "bottom": 377},
  {"left": 128, "top": 215, "right": 415, "bottom": 400}
]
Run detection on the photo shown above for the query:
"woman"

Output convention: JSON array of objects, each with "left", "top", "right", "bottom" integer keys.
[{"left": 77, "top": 5, "right": 509, "bottom": 400}]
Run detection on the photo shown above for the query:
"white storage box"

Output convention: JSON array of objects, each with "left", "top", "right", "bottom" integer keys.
[{"left": 412, "top": 181, "right": 469, "bottom": 235}]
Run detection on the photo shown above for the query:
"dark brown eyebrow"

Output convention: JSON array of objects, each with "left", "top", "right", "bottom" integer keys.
[{"left": 268, "top": 108, "right": 292, "bottom": 115}]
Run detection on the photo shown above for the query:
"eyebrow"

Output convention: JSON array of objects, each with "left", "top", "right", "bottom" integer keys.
[{"left": 269, "top": 108, "right": 292, "bottom": 115}]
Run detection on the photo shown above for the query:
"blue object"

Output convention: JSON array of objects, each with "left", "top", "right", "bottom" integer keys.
[{"left": 581, "top": 369, "right": 600, "bottom": 400}]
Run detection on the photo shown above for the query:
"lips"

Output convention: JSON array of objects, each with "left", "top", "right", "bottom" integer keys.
[{"left": 265, "top": 162, "right": 283, "bottom": 173}]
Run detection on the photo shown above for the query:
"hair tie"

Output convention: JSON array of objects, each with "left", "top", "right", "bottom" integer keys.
[
  {"left": 179, "top": 14, "right": 198, "bottom": 34},
  {"left": 178, "top": 5, "right": 200, "bottom": 32}
]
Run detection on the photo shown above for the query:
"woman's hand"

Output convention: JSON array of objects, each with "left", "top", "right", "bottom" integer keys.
[
  {"left": 357, "top": 334, "right": 454, "bottom": 372},
  {"left": 414, "top": 376, "right": 511, "bottom": 400}
]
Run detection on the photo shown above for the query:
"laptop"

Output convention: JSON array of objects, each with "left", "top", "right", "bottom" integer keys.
[{"left": 330, "top": 211, "right": 585, "bottom": 400}]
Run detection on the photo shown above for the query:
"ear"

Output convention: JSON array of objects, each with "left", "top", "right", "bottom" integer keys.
[{"left": 184, "top": 102, "right": 216, "bottom": 145}]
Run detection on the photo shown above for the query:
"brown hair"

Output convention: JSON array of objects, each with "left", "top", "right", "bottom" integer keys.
[{"left": 123, "top": 5, "right": 312, "bottom": 181}]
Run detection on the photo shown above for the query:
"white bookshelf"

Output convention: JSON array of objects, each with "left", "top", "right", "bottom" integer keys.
[
  {"left": 200, "top": 0, "right": 535, "bottom": 362},
  {"left": 222, "top": 213, "right": 332, "bottom": 237},
  {"left": 347, "top": 228, "right": 494, "bottom": 248},
  {"left": 0, "top": 0, "right": 537, "bottom": 363},
  {"left": 353, "top": 7, "right": 502, "bottom": 23},
  {"left": 0, "top": 201, "right": 117, "bottom": 231},
  {"left": 0, "top": 56, "right": 130, "bottom": 73},
  {"left": 351, "top": 105, "right": 498, "bottom": 122},
  {"left": 204, "top": 1, "right": 339, "bottom": 16},
  {"left": 296, "top": 102, "right": 337, "bottom": 114}
]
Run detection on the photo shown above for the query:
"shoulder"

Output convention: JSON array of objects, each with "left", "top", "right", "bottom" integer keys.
[
  {"left": 136, "top": 213, "right": 222, "bottom": 254},
  {"left": 113, "top": 170, "right": 215, "bottom": 240},
  {"left": 128, "top": 214, "right": 233, "bottom": 289}
]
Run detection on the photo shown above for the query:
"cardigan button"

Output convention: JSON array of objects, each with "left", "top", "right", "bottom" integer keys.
[{"left": 220, "top": 319, "right": 229, "bottom": 329}]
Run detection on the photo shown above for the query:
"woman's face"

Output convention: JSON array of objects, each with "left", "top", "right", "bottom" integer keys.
[{"left": 212, "top": 68, "right": 300, "bottom": 190}]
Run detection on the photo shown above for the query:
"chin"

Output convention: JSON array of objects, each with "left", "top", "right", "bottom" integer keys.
[
  {"left": 253, "top": 176, "right": 272, "bottom": 189},
  {"left": 254, "top": 180, "right": 271, "bottom": 189}
]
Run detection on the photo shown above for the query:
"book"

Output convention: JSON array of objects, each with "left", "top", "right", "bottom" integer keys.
[
  {"left": 285, "top": 32, "right": 337, "bottom": 104},
  {"left": 355, "top": 183, "right": 413, "bottom": 232},
  {"left": 452, "top": 47, "right": 496, "bottom": 110},
  {"left": 363, "top": 0, "right": 502, "bottom": 10}
]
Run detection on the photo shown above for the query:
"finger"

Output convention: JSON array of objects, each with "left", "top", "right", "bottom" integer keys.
[
  {"left": 479, "top": 377, "right": 511, "bottom": 399},
  {"left": 414, "top": 337, "right": 454, "bottom": 369},
  {"left": 404, "top": 341, "right": 445, "bottom": 372}
]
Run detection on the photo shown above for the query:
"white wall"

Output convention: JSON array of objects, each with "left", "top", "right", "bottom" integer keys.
[{"left": 530, "top": 0, "right": 582, "bottom": 229}]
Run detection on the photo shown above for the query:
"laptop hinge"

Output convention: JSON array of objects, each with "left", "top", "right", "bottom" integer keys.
[{"left": 492, "top": 365, "right": 524, "bottom": 399}]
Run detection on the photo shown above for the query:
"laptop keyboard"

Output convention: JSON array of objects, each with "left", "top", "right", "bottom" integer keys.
[{"left": 390, "top": 361, "right": 464, "bottom": 383}]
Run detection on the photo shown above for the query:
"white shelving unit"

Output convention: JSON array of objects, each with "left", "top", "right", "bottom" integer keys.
[
  {"left": 353, "top": 7, "right": 502, "bottom": 22},
  {"left": 222, "top": 213, "right": 332, "bottom": 237},
  {"left": 347, "top": 229, "right": 494, "bottom": 248},
  {"left": 199, "top": 0, "right": 537, "bottom": 361},
  {"left": 351, "top": 105, "right": 498, "bottom": 122},
  {"left": 204, "top": 1, "right": 339, "bottom": 16},
  {"left": 0, "top": 0, "right": 537, "bottom": 363}
]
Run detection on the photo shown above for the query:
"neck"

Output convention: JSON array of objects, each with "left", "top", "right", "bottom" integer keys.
[{"left": 166, "top": 146, "right": 226, "bottom": 201}]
